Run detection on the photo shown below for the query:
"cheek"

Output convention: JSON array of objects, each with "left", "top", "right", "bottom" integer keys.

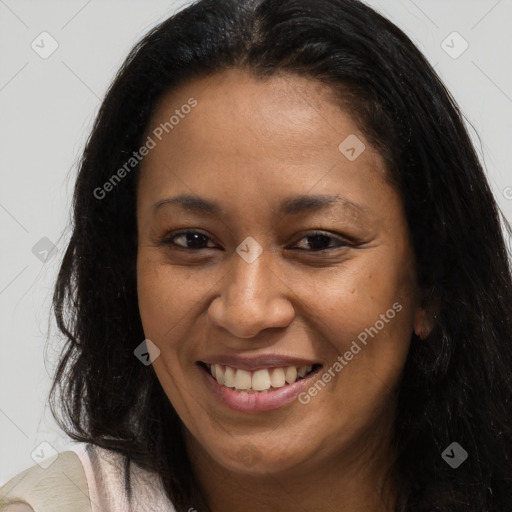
[
  {"left": 136, "top": 252, "right": 207, "bottom": 341},
  {"left": 136, "top": 254, "right": 200, "bottom": 407},
  {"left": 302, "top": 251, "right": 416, "bottom": 368}
]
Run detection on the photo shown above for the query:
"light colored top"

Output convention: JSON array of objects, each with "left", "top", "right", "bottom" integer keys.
[{"left": 0, "top": 443, "right": 176, "bottom": 512}]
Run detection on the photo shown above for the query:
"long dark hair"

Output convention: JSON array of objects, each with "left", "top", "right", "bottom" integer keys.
[{"left": 49, "top": 0, "right": 512, "bottom": 510}]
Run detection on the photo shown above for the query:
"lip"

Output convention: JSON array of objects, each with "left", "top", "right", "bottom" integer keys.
[
  {"left": 198, "top": 354, "right": 320, "bottom": 372},
  {"left": 198, "top": 361, "right": 323, "bottom": 413}
]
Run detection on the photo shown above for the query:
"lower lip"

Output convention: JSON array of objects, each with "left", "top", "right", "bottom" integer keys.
[{"left": 200, "top": 365, "right": 322, "bottom": 413}]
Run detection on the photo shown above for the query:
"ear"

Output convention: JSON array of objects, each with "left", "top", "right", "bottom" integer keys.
[{"left": 413, "top": 307, "right": 436, "bottom": 340}]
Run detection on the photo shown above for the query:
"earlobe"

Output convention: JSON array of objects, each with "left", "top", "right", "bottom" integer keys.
[{"left": 413, "top": 308, "right": 435, "bottom": 340}]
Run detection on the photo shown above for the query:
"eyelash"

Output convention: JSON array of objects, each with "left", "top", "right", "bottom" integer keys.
[{"left": 159, "top": 229, "right": 352, "bottom": 253}]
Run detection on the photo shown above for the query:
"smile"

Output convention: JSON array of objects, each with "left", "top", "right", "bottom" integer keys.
[
  {"left": 204, "top": 363, "right": 319, "bottom": 392},
  {"left": 197, "top": 360, "right": 323, "bottom": 412}
]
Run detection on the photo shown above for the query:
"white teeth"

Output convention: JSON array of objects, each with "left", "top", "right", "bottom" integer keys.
[
  {"left": 214, "top": 364, "right": 225, "bottom": 385},
  {"left": 270, "top": 368, "right": 286, "bottom": 388},
  {"left": 234, "top": 369, "right": 252, "bottom": 390},
  {"left": 207, "top": 363, "right": 316, "bottom": 392},
  {"left": 252, "top": 369, "right": 272, "bottom": 391},
  {"left": 297, "top": 365, "right": 312, "bottom": 377},
  {"left": 224, "top": 366, "right": 236, "bottom": 388},
  {"left": 285, "top": 366, "right": 297, "bottom": 384}
]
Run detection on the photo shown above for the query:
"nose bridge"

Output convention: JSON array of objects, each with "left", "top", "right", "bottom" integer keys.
[
  {"left": 209, "top": 243, "right": 295, "bottom": 337},
  {"left": 230, "top": 245, "right": 274, "bottom": 303}
]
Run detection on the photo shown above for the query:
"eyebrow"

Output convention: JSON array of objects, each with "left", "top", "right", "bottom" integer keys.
[{"left": 152, "top": 193, "right": 367, "bottom": 216}]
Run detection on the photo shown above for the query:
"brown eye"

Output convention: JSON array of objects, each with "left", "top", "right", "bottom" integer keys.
[
  {"left": 162, "top": 230, "right": 217, "bottom": 250},
  {"left": 292, "top": 231, "right": 351, "bottom": 252}
]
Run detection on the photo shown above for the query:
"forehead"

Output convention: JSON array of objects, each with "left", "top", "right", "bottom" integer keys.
[
  {"left": 148, "top": 70, "right": 365, "bottom": 155},
  {"left": 137, "top": 68, "right": 392, "bottom": 217},
  {"left": 151, "top": 67, "right": 343, "bottom": 129}
]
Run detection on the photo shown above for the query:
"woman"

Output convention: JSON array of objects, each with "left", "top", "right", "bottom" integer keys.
[{"left": 2, "top": 0, "right": 512, "bottom": 510}]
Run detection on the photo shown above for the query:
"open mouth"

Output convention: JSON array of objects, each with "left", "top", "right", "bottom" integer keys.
[{"left": 198, "top": 362, "right": 322, "bottom": 393}]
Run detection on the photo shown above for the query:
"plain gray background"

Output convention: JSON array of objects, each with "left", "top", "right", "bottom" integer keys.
[{"left": 1, "top": 0, "right": 511, "bottom": 485}]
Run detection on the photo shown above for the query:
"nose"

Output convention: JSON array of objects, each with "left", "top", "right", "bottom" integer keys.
[{"left": 207, "top": 249, "right": 295, "bottom": 338}]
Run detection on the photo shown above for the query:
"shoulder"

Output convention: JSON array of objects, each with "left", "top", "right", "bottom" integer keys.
[
  {"left": 0, "top": 443, "right": 176, "bottom": 512},
  {"left": 0, "top": 449, "right": 90, "bottom": 512}
]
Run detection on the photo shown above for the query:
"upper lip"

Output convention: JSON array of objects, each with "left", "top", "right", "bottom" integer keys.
[{"left": 198, "top": 354, "right": 321, "bottom": 371}]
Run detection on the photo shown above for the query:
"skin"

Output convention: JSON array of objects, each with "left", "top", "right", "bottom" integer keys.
[{"left": 136, "top": 68, "right": 428, "bottom": 512}]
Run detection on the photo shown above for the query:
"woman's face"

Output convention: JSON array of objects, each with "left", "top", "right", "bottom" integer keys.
[{"left": 136, "top": 68, "right": 423, "bottom": 477}]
